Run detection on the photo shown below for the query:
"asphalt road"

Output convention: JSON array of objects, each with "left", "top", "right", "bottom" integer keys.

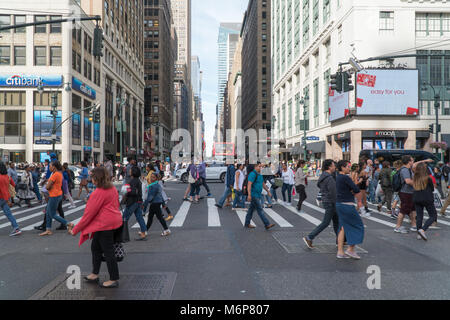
[{"left": 1, "top": 178, "right": 450, "bottom": 300}]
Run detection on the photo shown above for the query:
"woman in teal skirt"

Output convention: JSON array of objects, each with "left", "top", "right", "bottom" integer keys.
[{"left": 335, "top": 160, "right": 364, "bottom": 260}]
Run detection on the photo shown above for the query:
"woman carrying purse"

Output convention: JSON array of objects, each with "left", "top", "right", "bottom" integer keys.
[{"left": 17, "top": 166, "right": 35, "bottom": 208}]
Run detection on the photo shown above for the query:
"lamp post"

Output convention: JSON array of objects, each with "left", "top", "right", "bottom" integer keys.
[
  {"left": 299, "top": 95, "right": 309, "bottom": 161},
  {"left": 37, "top": 80, "right": 71, "bottom": 155},
  {"left": 421, "top": 82, "right": 449, "bottom": 160},
  {"left": 116, "top": 96, "right": 126, "bottom": 164}
]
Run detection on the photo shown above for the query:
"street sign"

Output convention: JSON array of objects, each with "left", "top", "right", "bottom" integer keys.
[
  {"left": 306, "top": 136, "right": 320, "bottom": 141},
  {"left": 35, "top": 140, "right": 53, "bottom": 145}
]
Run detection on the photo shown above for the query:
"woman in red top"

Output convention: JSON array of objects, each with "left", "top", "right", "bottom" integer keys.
[
  {"left": 70, "top": 167, "right": 123, "bottom": 288},
  {"left": 0, "top": 162, "right": 21, "bottom": 236}
]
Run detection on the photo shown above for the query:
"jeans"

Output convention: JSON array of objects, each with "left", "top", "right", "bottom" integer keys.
[
  {"left": 307, "top": 202, "right": 339, "bottom": 241},
  {"left": 146, "top": 203, "right": 168, "bottom": 231},
  {"left": 415, "top": 201, "right": 437, "bottom": 232},
  {"left": 189, "top": 182, "right": 200, "bottom": 197},
  {"left": 33, "top": 183, "right": 42, "bottom": 201},
  {"left": 46, "top": 196, "right": 68, "bottom": 230},
  {"left": 282, "top": 184, "right": 293, "bottom": 203},
  {"left": 270, "top": 186, "right": 278, "bottom": 201},
  {"left": 264, "top": 194, "right": 273, "bottom": 205},
  {"left": 232, "top": 189, "right": 245, "bottom": 208},
  {"left": 295, "top": 185, "right": 307, "bottom": 210},
  {"left": 200, "top": 177, "right": 211, "bottom": 194},
  {"left": 368, "top": 180, "right": 376, "bottom": 203},
  {"left": 245, "top": 197, "right": 271, "bottom": 227},
  {"left": 123, "top": 202, "right": 147, "bottom": 233},
  {"left": 91, "top": 230, "right": 119, "bottom": 281},
  {"left": 0, "top": 199, "right": 19, "bottom": 230},
  {"left": 218, "top": 186, "right": 233, "bottom": 207},
  {"left": 441, "top": 194, "right": 450, "bottom": 215}
]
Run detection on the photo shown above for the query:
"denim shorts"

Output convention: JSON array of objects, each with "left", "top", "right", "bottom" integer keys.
[{"left": 393, "top": 192, "right": 400, "bottom": 202}]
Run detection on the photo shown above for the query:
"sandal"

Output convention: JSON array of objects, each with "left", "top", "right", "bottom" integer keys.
[
  {"left": 67, "top": 223, "right": 74, "bottom": 233},
  {"left": 39, "top": 231, "right": 53, "bottom": 236}
]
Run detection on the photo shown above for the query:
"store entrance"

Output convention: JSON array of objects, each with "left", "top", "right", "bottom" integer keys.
[{"left": 362, "top": 139, "right": 405, "bottom": 150}]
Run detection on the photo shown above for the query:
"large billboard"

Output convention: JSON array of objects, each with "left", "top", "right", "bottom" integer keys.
[
  {"left": 356, "top": 69, "right": 419, "bottom": 116},
  {"left": 329, "top": 87, "right": 350, "bottom": 122}
]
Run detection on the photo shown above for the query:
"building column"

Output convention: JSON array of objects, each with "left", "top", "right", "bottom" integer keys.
[
  {"left": 25, "top": 90, "right": 34, "bottom": 163},
  {"left": 405, "top": 131, "right": 416, "bottom": 150},
  {"left": 351, "top": 130, "right": 362, "bottom": 164}
]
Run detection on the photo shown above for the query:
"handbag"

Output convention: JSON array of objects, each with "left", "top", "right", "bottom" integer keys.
[
  {"left": 17, "top": 183, "right": 27, "bottom": 191},
  {"left": 8, "top": 183, "right": 16, "bottom": 198},
  {"left": 101, "top": 242, "right": 125, "bottom": 262},
  {"left": 274, "top": 178, "right": 283, "bottom": 188}
]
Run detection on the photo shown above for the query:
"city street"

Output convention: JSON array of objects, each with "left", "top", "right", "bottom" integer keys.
[{"left": 1, "top": 180, "right": 450, "bottom": 300}]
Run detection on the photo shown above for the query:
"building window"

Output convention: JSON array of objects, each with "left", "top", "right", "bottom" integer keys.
[
  {"left": 0, "top": 46, "right": 10, "bottom": 65},
  {"left": 33, "top": 111, "right": 62, "bottom": 142},
  {"left": 84, "top": 101, "right": 92, "bottom": 146},
  {"left": 35, "top": 15, "right": 47, "bottom": 33},
  {"left": 0, "top": 111, "right": 26, "bottom": 144},
  {"left": 72, "top": 94, "right": 81, "bottom": 145},
  {"left": 14, "top": 46, "right": 26, "bottom": 65},
  {"left": 34, "top": 46, "right": 46, "bottom": 66},
  {"left": 0, "top": 91, "right": 26, "bottom": 106},
  {"left": 14, "top": 15, "right": 26, "bottom": 33},
  {"left": 416, "top": 13, "right": 450, "bottom": 37},
  {"left": 34, "top": 92, "right": 62, "bottom": 106},
  {"left": 76, "top": 53, "right": 81, "bottom": 73},
  {"left": 323, "top": 0, "right": 330, "bottom": 24},
  {"left": 379, "top": 11, "right": 394, "bottom": 34},
  {"left": 338, "top": 25, "right": 343, "bottom": 44},
  {"left": 0, "top": 15, "right": 10, "bottom": 33},
  {"left": 50, "top": 15, "right": 62, "bottom": 33},
  {"left": 50, "top": 46, "right": 62, "bottom": 66}
]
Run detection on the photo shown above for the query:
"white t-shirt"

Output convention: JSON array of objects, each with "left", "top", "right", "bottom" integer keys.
[{"left": 234, "top": 169, "right": 245, "bottom": 190}]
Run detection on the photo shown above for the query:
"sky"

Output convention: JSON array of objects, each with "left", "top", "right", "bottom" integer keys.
[{"left": 192, "top": 0, "right": 249, "bottom": 157}]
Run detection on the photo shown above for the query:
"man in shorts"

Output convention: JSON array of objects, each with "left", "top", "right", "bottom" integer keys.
[{"left": 395, "top": 155, "right": 417, "bottom": 234}]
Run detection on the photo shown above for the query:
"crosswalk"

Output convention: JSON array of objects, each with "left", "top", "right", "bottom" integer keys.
[{"left": 1, "top": 195, "right": 449, "bottom": 236}]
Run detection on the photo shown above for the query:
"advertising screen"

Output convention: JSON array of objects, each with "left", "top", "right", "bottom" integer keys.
[
  {"left": 329, "top": 87, "right": 350, "bottom": 122},
  {"left": 356, "top": 69, "right": 419, "bottom": 116}
]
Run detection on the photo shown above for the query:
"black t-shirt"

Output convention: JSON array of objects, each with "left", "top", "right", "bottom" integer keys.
[{"left": 413, "top": 178, "right": 434, "bottom": 204}]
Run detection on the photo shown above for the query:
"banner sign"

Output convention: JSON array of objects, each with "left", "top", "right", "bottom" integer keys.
[
  {"left": 0, "top": 75, "right": 63, "bottom": 87},
  {"left": 72, "top": 76, "right": 96, "bottom": 100}
]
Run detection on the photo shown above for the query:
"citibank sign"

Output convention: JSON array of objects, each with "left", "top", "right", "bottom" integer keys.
[{"left": 0, "top": 75, "right": 63, "bottom": 87}]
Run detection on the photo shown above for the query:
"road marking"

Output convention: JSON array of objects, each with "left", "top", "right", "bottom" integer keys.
[
  {"left": 170, "top": 201, "right": 191, "bottom": 227},
  {"left": 264, "top": 208, "right": 293, "bottom": 227},
  {"left": 281, "top": 203, "right": 321, "bottom": 226},
  {"left": 302, "top": 202, "right": 397, "bottom": 228},
  {"left": 236, "top": 210, "right": 256, "bottom": 227},
  {"left": 1, "top": 200, "right": 83, "bottom": 221},
  {"left": 0, "top": 202, "right": 83, "bottom": 230},
  {"left": 9, "top": 200, "right": 41, "bottom": 212},
  {"left": 20, "top": 205, "right": 87, "bottom": 231},
  {"left": 207, "top": 199, "right": 221, "bottom": 227}
]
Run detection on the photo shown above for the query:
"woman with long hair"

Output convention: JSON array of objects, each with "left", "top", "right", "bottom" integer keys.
[
  {"left": 77, "top": 161, "right": 90, "bottom": 200},
  {"left": 357, "top": 162, "right": 370, "bottom": 217},
  {"left": 413, "top": 163, "right": 438, "bottom": 241},
  {"left": 123, "top": 166, "right": 147, "bottom": 241},
  {"left": 17, "top": 165, "right": 35, "bottom": 208},
  {"left": 0, "top": 162, "right": 21, "bottom": 236},
  {"left": 39, "top": 161, "right": 74, "bottom": 236},
  {"left": 295, "top": 160, "right": 307, "bottom": 212},
  {"left": 70, "top": 167, "right": 123, "bottom": 288},
  {"left": 144, "top": 173, "right": 171, "bottom": 237}
]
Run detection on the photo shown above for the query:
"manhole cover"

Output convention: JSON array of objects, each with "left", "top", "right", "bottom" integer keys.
[
  {"left": 272, "top": 232, "right": 368, "bottom": 254},
  {"left": 29, "top": 273, "right": 177, "bottom": 300}
]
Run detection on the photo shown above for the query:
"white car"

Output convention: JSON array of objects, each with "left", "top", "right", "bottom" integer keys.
[{"left": 176, "top": 163, "right": 228, "bottom": 183}]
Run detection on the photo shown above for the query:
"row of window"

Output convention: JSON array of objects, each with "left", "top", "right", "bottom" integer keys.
[
  {"left": 0, "top": 15, "right": 61, "bottom": 33},
  {"left": 0, "top": 45, "right": 61, "bottom": 66}
]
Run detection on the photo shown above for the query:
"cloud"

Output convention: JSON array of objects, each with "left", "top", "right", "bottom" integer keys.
[{"left": 192, "top": 0, "right": 248, "bottom": 156}]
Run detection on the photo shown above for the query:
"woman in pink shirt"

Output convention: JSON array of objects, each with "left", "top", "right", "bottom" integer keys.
[{"left": 70, "top": 167, "right": 123, "bottom": 288}]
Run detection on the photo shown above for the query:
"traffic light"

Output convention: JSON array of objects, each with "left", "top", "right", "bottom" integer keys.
[
  {"left": 330, "top": 72, "right": 343, "bottom": 93},
  {"left": 343, "top": 72, "right": 354, "bottom": 92},
  {"left": 93, "top": 25, "right": 104, "bottom": 57},
  {"left": 94, "top": 110, "right": 100, "bottom": 123},
  {"left": 88, "top": 109, "right": 94, "bottom": 121},
  {"left": 429, "top": 124, "right": 434, "bottom": 134}
]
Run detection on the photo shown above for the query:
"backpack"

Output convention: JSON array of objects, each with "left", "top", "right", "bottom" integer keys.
[
  {"left": 392, "top": 169, "right": 402, "bottom": 193},
  {"left": 380, "top": 170, "right": 392, "bottom": 188},
  {"left": 242, "top": 175, "right": 250, "bottom": 196}
]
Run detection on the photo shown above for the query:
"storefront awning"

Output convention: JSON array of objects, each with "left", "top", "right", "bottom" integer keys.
[
  {"left": 290, "top": 145, "right": 301, "bottom": 155},
  {"left": 306, "top": 141, "right": 325, "bottom": 154}
]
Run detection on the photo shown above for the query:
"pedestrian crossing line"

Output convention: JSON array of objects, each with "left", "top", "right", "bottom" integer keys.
[
  {"left": 264, "top": 208, "right": 294, "bottom": 228},
  {"left": 1, "top": 200, "right": 83, "bottom": 222},
  {"left": 302, "top": 202, "right": 397, "bottom": 228},
  {"left": 170, "top": 201, "right": 191, "bottom": 228},
  {"left": 281, "top": 203, "right": 321, "bottom": 226},
  {"left": 236, "top": 210, "right": 256, "bottom": 227},
  {"left": 21, "top": 205, "right": 87, "bottom": 231},
  {"left": 0, "top": 202, "right": 82, "bottom": 230},
  {"left": 207, "top": 198, "right": 221, "bottom": 227},
  {"left": 9, "top": 200, "right": 41, "bottom": 212},
  {"left": 368, "top": 204, "right": 450, "bottom": 228}
]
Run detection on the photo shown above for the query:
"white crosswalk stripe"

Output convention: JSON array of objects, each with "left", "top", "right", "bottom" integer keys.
[
  {"left": 1, "top": 200, "right": 82, "bottom": 222},
  {"left": 170, "top": 201, "right": 191, "bottom": 227},
  {"left": 281, "top": 203, "right": 322, "bottom": 226},
  {"left": 207, "top": 199, "right": 221, "bottom": 227},
  {"left": 21, "top": 205, "right": 87, "bottom": 231},
  {"left": 236, "top": 210, "right": 256, "bottom": 227},
  {"left": 0, "top": 202, "right": 83, "bottom": 230},
  {"left": 264, "top": 208, "right": 293, "bottom": 227}
]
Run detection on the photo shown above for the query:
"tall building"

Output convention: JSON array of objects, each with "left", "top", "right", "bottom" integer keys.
[
  {"left": 272, "top": 0, "right": 450, "bottom": 164},
  {"left": 216, "top": 23, "right": 241, "bottom": 141},
  {"left": 144, "top": 0, "right": 176, "bottom": 161},
  {"left": 81, "top": 0, "right": 145, "bottom": 163},
  {"left": 174, "top": 62, "right": 189, "bottom": 131},
  {"left": 191, "top": 56, "right": 204, "bottom": 148},
  {"left": 241, "top": 0, "right": 272, "bottom": 136},
  {"left": 0, "top": 0, "right": 144, "bottom": 163},
  {"left": 228, "top": 36, "right": 243, "bottom": 145}
]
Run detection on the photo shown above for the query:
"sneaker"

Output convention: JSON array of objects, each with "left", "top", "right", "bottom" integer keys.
[
  {"left": 215, "top": 204, "right": 222, "bottom": 209},
  {"left": 417, "top": 235, "right": 423, "bottom": 240},
  {"left": 377, "top": 205, "right": 382, "bottom": 212},
  {"left": 9, "top": 228, "right": 22, "bottom": 237},
  {"left": 391, "top": 209, "right": 399, "bottom": 219},
  {"left": 394, "top": 227, "right": 408, "bottom": 234},
  {"left": 337, "top": 254, "right": 350, "bottom": 259},
  {"left": 303, "top": 237, "right": 314, "bottom": 249},
  {"left": 365, "top": 208, "right": 372, "bottom": 213},
  {"left": 417, "top": 229, "right": 428, "bottom": 241},
  {"left": 410, "top": 227, "right": 417, "bottom": 232},
  {"left": 161, "top": 230, "right": 171, "bottom": 237},
  {"left": 265, "top": 224, "right": 275, "bottom": 230}
]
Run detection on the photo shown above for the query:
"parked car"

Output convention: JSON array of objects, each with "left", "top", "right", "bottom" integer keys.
[{"left": 175, "top": 163, "right": 228, "bottom": 183}]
